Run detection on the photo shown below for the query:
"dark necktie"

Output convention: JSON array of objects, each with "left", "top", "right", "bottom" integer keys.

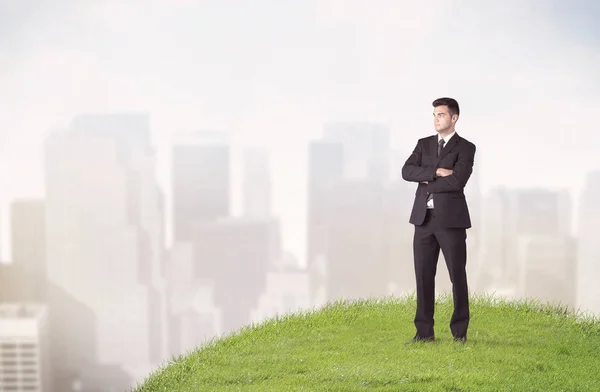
[
  {"left": 427, "top": 138, "right": 446, "bottom": 205},
  {"left": 438, "top": 138, "right": 445, "bottom": 157}
]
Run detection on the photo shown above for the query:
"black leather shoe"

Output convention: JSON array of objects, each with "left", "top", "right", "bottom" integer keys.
[{"left": 405, "top": 335, "right": 435, "bottom": 346}]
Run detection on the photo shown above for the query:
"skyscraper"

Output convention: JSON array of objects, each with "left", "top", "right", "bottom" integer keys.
[
  {"left": 577, "top": 170, "right": 600, "bottom": 316},
  {"left": 9, "top": 200, "right": 46, "bottom": 301},
  {"left": 192, "top": 218, "right": 277, "bottom": 333},
  {"left": 480, "top": 187, "right": 573, "bottom": 293},
  {"left": 323, "top": 122, "right": 391, "bottom": 182},
  {"left": 306, "top": 140, "right": 343, "bottom": 302},
  {"left": 172, "top": 130, "right": 230, "bottom": 242},
  {"left": 44, "top": 113, "right": 165, "bottom": 385},
  {"left": 242, "top": 146, "right": 272, "bottom": 219},
  {"left": 307, "top": 122, "right": 394, "bottom": 303},
  {"left": 0, "top": 304, "right": 51, "bottom": 392}
]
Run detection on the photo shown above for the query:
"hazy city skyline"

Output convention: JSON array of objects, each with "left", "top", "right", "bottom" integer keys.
[
  {"left": 2, "top": 116, "right": 594, "bottom": 389},
  {"left": 1, "top": 3, "right": 599, "bottom": 389},
  {"left": 2, "top": 1, "right": 600, "bottom": 264}
]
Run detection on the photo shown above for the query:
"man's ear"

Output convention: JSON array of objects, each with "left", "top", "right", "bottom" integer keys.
[{"left": 452, "top": 114, "right": 459, "bottom": 123}]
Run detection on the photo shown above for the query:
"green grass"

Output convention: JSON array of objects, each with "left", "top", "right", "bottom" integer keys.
[{"left": 133, "top": 293, "right": 600, "bottom": 391}]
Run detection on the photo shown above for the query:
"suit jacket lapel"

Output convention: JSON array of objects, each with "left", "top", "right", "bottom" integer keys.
[
  {"left": 430, "top": 136, "right": 439, "bottom": 161},
  {"left": 438, "top": 133, "right": 460, "bottom": 161}
]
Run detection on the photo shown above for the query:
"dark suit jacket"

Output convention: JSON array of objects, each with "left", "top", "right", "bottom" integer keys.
[{"left": 402, "top": 133, "right": 476, "bottom": 228}]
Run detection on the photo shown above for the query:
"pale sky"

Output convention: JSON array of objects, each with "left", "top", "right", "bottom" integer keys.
[{"left": 1, "top": 0, "right": 599, "bottom": 263}]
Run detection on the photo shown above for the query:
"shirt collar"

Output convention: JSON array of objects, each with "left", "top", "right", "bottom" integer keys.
[{"left": 438, "top": 131, "right": 456, "bottom": 143}]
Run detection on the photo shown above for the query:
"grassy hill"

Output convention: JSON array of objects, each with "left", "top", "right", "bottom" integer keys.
[{"left": 133, "top": 293, "right": 600, "bottom": 391}]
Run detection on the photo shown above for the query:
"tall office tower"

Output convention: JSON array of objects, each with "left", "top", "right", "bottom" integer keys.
[
  {"left": 0, "top": 266, "right": 100, "bottom": 392},
  {"left": 9, "top": 200, "right": 46, "bottom": 301},
  {"left": 0, "top": 265, "right": 40, "bottom": 304},
  {"left": 306, "top": 140, "right": 343, "bottom": 303},
  {"left": 382, "top": 180, "right": 419, "bottom": 296},
  {"left": 516, "top": 235, "right": 576, "bottom": 307},
  {"left": 44, "top": 113, "right": 165, "bottom": 387},
  {"left": 0, "top": 304, "right": 51, "bottom": 392},
  {"left": 323, "top": 179, "right": 398, "bottom": 301},
  {"left": 478, "top": 188, "right": 510, "bottom": 287},
  {"left": 307, "top": 122, "right": 394, "bottom": 303},
  {"left": 165, "top": 243, "right": 222, "bottom": 356},
  {"left": 323, "top": 122, "right": 391, "bottom": 182},
  {"left": 577, "top": 170, "right": 600, "bottom": 316},
  {"left": 168, "top": 131, "right": 232, "bottom": 357},
  {"left": 512, "top": 189, "right": 572, "bottom": 236},
  {"left": 242, "top": 146, "right": 272, "bottom": 219},
  {"left": 193, "top": 218, "right": 277, "bottom": 334},
  {"left": 462, "top": 163, "right": 483, "bottom": 290},
  {"left": 480, "top": 187, "right": 572, "bottom": 292},
  {"left": 172, "top": 131, "right": 230, "bottom": 242}
]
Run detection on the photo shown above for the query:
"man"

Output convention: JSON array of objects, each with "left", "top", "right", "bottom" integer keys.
[{"left": 402, "top": 97, "right": 476, "bottom": 343}]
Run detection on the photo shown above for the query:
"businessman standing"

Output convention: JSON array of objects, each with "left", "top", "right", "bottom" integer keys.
[{"left": 402, "top": 97, "right": 476, "bottom": 343}]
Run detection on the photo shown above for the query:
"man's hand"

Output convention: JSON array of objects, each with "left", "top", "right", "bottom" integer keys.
[
  {"left": 423, "top": 169, "right": 452, "bottom": 184},
  {"left": 436, "top": 168, "right": 453, "bottom": 177}
]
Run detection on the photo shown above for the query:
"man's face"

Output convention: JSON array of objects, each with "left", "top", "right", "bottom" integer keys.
[{"left": 433, "top": 105, "right": 456, "bottom": 133}]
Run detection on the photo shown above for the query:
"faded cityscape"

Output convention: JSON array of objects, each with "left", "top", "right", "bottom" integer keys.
[{"left": 1, "top": 1, "right": 600, "bottom": 391}]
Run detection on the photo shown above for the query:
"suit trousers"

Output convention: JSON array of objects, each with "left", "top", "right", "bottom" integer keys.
[{"left": 413, "top": 208, "right": 470, "bottom": 339}]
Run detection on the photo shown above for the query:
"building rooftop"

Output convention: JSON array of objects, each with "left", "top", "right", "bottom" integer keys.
[
  {"left": 0, "top": 303, "right": 47, "bottom": 319},
  {"left": 0, "top": 304, "right": 47, "bottom": 339}
]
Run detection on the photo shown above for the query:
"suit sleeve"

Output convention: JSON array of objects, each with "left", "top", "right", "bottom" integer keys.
[
  {"left": 425, "top": 143, "right": 476, "bottom": 193},
  {"left": 401, "top": 140, "right": 437, "bottom": 183}
]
